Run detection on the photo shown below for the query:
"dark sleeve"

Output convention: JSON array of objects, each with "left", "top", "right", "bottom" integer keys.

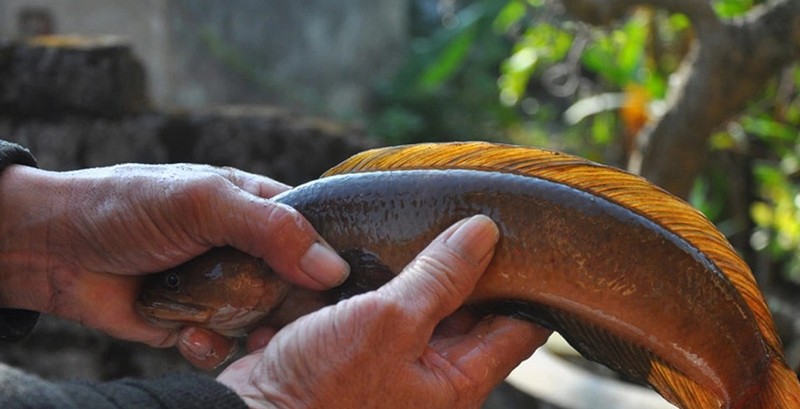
[
  {"left": 0, "top": 140, "right": 41, "bottom": 342},
  {"left": 0, "top": 140, "right": 37, "bottom": 170},
  {"left": 0, "top": 363, "right": 247, "bottom": 409}
]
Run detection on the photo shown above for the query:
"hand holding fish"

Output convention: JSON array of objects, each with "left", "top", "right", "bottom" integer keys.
[
  {"left": 0, "top": 163, "right": 349, "bottom": 369},
  {"left": 217, "top": 215, "right": 550, "bottom": 409}
]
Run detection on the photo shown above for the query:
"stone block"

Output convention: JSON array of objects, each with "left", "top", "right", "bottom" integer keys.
[{"left": 0, "top": 35, "right": 148, "bottom": 118}]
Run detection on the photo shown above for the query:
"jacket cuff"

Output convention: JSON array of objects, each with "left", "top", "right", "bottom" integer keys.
[
  {"left": 0, "top": 140, "right": 40, "bottom": 341},
  {"left": 0, "top": 140, "right": 38, "bottom": 170}
]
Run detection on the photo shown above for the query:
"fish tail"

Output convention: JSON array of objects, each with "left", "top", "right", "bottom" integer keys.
[{"left": 741, "top": 358, "right": 800, "bottom": 409}]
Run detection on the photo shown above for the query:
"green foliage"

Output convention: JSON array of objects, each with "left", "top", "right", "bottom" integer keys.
[
  {"left": 713, "top": 0, "right": 756, "bottom": 18},
  {"left": 740, "top": 86, "right": 800, "bottom": 283},
  {"left": 498, "top": 21, "right": 572, "bottom": 106},
  {"left": 581, "top": 17, "right": 648, "bottom": 87},
  {"left": 372, "top": 0, "right": 798, "bottom": 281},
  {"left": 368, "top": 0, "right": 516, "bottom": 144}
]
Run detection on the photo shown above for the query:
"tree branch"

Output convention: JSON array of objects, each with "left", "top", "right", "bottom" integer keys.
[
  {"left": 560, "top": 0, "right": 722, "bottom": 34},
  {"left": 560, "top": 0, "right": 800, "bottom": 198}
]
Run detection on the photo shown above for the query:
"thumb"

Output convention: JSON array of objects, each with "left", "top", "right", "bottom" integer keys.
[
  {"left": 204, "top": 188, "right": 350, "bottom": 290},
  {"left": 379, "top": 215, "right": 499, "bottom": 338}
]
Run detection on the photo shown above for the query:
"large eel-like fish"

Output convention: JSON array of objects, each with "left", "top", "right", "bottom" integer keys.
[{"left": 136, "top": 142, "right": 800, "bottom": 408}]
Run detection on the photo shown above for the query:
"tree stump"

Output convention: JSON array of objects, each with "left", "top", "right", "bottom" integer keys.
[{"left": 0, "top": 35, "right": 148, "bottom": 118}]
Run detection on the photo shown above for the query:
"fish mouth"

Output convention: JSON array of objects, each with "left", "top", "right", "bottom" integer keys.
[{"left": 135, "top": 299, "right": 215, "bottom": 327}]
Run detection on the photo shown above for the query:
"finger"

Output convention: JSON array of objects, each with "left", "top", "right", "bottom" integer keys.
[
  {"left": 432, "top": 316, "right": 551, "bottom": 395},
  {"left": 245, "top": 326, "right": 279, "bottom": 352},
  {"left": 432, "top": 308, "right": 481, "bottom": 339},
  {"left": 206, "top": 190, "right": 350, "bottom": 290},
  {"left": 177, "top": 327, "right": 238, "bottom": 370},
  {"left": 216, "top": 348, "right": 265, "bottom": 400},
  {"left": 429, "top": 309, "right": 482, "bottom": 353},
  {"left": 380, "top": 215, "right": 499, "bottom": 334},
  {"left": 217, "top": 167, "right": 291, "bottom": 199},
  {"left": 56, "top": 271, "right": 178, "bottom": 347},
  {"left": 449, "top": 317, "right": 549, "bottom": 384}
]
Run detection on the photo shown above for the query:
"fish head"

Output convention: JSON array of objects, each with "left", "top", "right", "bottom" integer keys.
[{"left": 136, "top": 247, "right": 292, "bottom": 336}]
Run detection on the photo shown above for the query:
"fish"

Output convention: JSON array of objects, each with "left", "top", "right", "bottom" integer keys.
[{"left": 137, "top": 142, "right": 800, "bottom": 409}]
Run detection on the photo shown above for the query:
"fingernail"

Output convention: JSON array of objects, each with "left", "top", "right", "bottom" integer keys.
[
  {"left": 299, "top": 242, "right": 350, "bottom": 287},
  {"left": 180, "top": 328, "right": 238, "bottom": 369},
  {"left": 444, "top": 215, "right": 499, "bottom": 265},
  {"left": 180, "top": 328, "right": 212, "bottom": 359}
]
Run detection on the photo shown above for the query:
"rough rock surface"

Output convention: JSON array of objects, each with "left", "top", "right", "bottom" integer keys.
[
  {"left": 0, "top": 36, "right": 148, "bottom": 118},
  {"left": 1, "top": 106, "right": 374, "bottom": 186}
]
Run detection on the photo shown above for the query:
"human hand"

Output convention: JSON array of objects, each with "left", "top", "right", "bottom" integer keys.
[
  {"left": 0, "top": 164, "right": 349, "bottom": 369},
  {"left": 217, "top": 215, "right": 551, "bottom": 409}
]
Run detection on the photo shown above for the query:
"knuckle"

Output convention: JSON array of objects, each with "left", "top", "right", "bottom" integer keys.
[
  {"left": 413, "top": 253, "right": 465, "bottom": 297},
  {"left": 220, "top": 167, "right": 270, "bottom": 197},
  {"left": 220, "top": 166, "right": 240, "bottom": 184},
  {"left": 370, "top": 296, "right": 408, "bottom": 322},
  {"left": 263, "top": 202, "right": 305, "bottom": 236},
  {"left": 347, "top": 294, "right": 410, "bottom": 330},
  {"left": 150, "top": 331, "right": 178, "bottom": 349},
  {"left": 174, "top": 173, "right": 231, "bottom": 204}
]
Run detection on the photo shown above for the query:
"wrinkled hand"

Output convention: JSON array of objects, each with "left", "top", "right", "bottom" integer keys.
[
  {"left": 217, "top": 215, "right": 551, "bottom": 409},
  {"left": 0, "top": 164, "right": 349, "bottom": 369}
]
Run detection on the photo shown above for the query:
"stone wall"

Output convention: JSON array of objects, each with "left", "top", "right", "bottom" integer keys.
[
  {"left": 1, "top": 106, "right": 374, "bottom": 185},
  {"left": 0, "top": 37, "right": 376, "bottom": 183}
]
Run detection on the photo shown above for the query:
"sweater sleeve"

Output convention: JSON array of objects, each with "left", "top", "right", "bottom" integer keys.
[
  {"left": 0, "top": 140, "right": 38, "bottom": 170},
  {"left": 0, "top": 363, "right": 247, "bottom": 409},
  {"left": 0, "top": 140, "right": 41, "bottom": 342}
]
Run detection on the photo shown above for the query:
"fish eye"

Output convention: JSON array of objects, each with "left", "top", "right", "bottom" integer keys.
[{"left": 164, "top": 272, "right": 182, "bottom": 291}]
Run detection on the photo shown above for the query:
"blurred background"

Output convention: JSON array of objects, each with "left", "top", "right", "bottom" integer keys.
[{"left": 1, "top": 1, "right": 799, "bottom": 408}]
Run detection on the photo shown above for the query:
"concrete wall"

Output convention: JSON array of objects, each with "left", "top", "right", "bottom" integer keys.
[{"left": 0, "top": 0, "right": 408, "bottom": 117}]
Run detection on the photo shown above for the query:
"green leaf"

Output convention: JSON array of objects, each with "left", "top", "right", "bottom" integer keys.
[
  {"left": 499, "top": 22, "right": 573, "bottom": 106},
  {"left": 751, "top": 201, "right": 774, "bottom": 226},
  {"left": 413, "top": 0, "right": 509, "bottom": 93},
  {"left": 494, "top": 1, "right": 526, "bottom": 32},
  {"left": 742, "top": 116, "right": 799, "bottom": 143},
  {"left": 668, "top": 13, "right": 691, "bottom": 31},
  {"left": 417, "top": 25, "right": 478, "bottom": 91},
  {"left": 616, "top": 17, "right": 648, "bottom": 80},
  {"left": 713, "top": 0, "right": 754, "bottom": 18},
  {"left": 754, "top": 163, "right": 786, "bottom": 189},
  {"left": 590, "top": 111, "right": 616, "bottom": 144},
  {"left": 709, "top": 131, "right": 736, "bottom": 151}
]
